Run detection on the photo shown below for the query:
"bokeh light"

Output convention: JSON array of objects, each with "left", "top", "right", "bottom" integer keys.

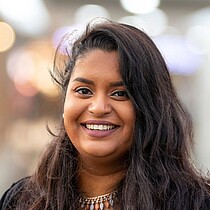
[
  {"left": 120, "top": 0, "right": 160, "bottom": 14},
  {"left": 0, "top": 0, "right": 50, "bottom": 36},
  {"left": 119, "top": 8, "right": 168, "bottom": 36},
  {"left": 186, "top": 25, "right": 210, "bottom": 54},
  {"left": 52, "top": 24, "right": 84, "bottom": 50},
  {"left": 154, "top": 35, "right": 203, "bottom": 75},
  {"left": 6, "top": 40, "right": 59, "bottom": 98},
  {"left": 74, "top": 4, "right": 110, "bottom": 25},
  {"left": 7, "top": 49, "right": 38, "bottom": 97},
  {"left": 185, "top": 6, "right": 210, "bottom": 54},
  {"left": 0, "top": 22, "right": 15, "bottom": 52},
  {"left": 188, "top": 7, "right": 210, "bottom": 28}
]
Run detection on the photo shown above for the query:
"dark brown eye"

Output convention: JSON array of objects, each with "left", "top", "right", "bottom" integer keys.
[
  {"left": 110, "top": 90, "right": 129, "bottom": 101},
  {"left": 76, "top": 88, "right": 92, "bottom": 95},
  {"left": 112, "top": 90, "right": 128, "bottom": 97}
]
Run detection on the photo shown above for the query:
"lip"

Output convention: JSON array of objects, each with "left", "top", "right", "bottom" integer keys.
[{"left": 81, "top": 120, "right": 120, "bottom": 138}]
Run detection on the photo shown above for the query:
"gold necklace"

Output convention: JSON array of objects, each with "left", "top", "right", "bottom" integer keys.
[{"left": 79, "top": 190, "right": 118, "bottom": 210}]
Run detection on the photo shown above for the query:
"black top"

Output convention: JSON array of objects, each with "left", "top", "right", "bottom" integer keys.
[
  {"left": 0, "top": 177, "right": 28, "bottom": 210},
  {"left": 1, "top": 177, "right": 210, "bottom": 210}
]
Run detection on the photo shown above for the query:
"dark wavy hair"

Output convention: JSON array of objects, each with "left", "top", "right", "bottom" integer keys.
[{"left": 16, "top": 20, "right": 210, "bottom": 209}]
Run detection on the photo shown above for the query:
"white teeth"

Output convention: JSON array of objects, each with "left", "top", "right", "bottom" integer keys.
[{"left": 86, "top": 124, "right": 115, "bottom": 131}]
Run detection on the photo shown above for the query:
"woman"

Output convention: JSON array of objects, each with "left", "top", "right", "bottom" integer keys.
[{"left": 0, "top": 19, "right": 210, "bottom": 210}]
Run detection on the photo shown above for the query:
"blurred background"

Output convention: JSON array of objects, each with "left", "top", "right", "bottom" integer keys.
[{"left": 1, "top": 0, "right": 210, "bottom": 196}]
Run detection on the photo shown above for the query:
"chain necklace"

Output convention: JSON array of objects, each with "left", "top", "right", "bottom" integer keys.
[{"left": 79, "top": 190, "right": 118, "bottom": 210}]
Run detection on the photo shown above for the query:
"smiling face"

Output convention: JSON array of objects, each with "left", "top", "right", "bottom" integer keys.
[{"left": 63, "top": 50, "right": 135, "bottom": 161}]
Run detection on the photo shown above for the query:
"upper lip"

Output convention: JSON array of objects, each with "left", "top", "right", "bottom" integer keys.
[{"left": 81, "top": 120, "right": 119, "bottom": 126}]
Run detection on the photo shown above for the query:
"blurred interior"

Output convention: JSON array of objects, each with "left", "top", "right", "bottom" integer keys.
[{"left": 1, "top": 0, "right": 210, "bottom": 195}]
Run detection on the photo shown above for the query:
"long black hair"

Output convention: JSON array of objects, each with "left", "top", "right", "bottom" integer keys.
[{"left": 15, "top": 19, "right": 210, "bottom": 210}]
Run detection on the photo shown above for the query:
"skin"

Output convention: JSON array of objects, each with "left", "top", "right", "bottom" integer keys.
[{"left": 63, "top": 50, "right": 136, "bottom": 196}]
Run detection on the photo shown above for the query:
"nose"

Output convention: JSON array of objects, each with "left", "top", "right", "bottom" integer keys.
[{"left": 88, "top": 93, "right": 112, "bottom": 116}]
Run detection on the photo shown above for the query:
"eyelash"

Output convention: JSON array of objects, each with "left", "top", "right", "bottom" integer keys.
[
  {"left": 111, "top": 90, "right": 128, "bottom": 98},
  {"left": 74, "top": 87, "right": 128, "bottom": 100},
  {"left": 75, "top": 87, "right": 92, "bottom": 95}
]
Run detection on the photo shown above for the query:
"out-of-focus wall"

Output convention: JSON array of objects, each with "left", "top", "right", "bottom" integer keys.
[{"left": 1, "top": 0, "right": 210, "bottom": 196}]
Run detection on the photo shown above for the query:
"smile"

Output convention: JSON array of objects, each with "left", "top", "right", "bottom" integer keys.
[{"left": 84, "top": 124, "right": 116, "bottom": 131}]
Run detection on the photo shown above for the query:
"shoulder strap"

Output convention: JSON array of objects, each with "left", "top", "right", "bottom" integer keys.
[{"left": 0, "top": 177, "right": 29, "bottom": 210}]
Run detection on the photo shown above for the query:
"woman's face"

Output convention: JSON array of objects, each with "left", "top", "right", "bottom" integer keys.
[{"left": 64, "top": 49, "right": 135, "bottom": 161}]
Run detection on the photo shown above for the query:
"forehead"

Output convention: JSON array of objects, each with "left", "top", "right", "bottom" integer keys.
[{"left": 70, "top": 50, "right": 121, "bottom": 80}]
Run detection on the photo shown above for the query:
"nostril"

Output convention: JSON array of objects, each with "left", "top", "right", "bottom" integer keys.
[{"left": 88, "top": 98, "right": 112, "bottom": 115}]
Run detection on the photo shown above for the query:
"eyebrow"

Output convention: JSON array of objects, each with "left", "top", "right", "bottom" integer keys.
[
  {"left": 72, "top": 77, "right": 124, "bottom": 87},
  {"left": 109, "top": 81, "right": 124, "bottom": 87},
  {"left": 73, "top": 77, "right": 94, "bottom": 85}
]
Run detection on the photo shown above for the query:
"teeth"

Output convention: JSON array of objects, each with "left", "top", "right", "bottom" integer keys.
[{"left": 86, "top": 124, "right": 115, "bottom": 131}]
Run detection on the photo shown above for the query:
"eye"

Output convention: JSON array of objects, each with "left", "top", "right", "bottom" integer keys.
[
  {"left": 110, "top": 90, "right": 129, "bottom": 100},
  {"left": 75, "top": 87, "right": 92, "bottom": 96}
]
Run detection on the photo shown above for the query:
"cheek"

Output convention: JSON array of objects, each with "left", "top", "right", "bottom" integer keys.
[
  {"left": 63, "top": 101, "right": 80, "bottom": 147},
  {"left": 118, "top": 103, "right": 136, "bottom": 140},
  {"left": 63, "top": 98, "right": 81, "bottom": 128},
  {"left": 123, "top": 104, "right": 136, "bottom": 128}
]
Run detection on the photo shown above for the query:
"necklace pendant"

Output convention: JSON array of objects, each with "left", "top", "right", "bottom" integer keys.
[
  {"left": 81, "top": 203, "right": 85, "bottom": 209},
  {"left": 104, "top": 200, "right": 110, "bottom": 208},
  {"left": 109, "top": 198, "right": 114, "bottom": 206},
  {"left": 99, "top": 202, "right": 104, "bottom": 210},
  {"left": 109, "top": 193, "right": 114, "bottom": 207},
  {"left": 95, "top": 203, "right": 100, "bottom": 210},
  {"left": 79, "top": 190, "right": 117, "bottom": 210},
  {"left": 90, "top": 203, "right": 94, "bottom": 210}
]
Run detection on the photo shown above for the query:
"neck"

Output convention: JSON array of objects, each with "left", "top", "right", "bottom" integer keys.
[{"left": 78, "top": 155, "right": 127, "bottom": 196}]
